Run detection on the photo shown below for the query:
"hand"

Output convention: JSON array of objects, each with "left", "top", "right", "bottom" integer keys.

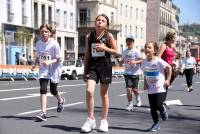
[
  {"left": 83, "top": 73, "right": 88, "bottom": 82},
  {"left": 129, "top": 60, "right": 136, "bottom": 65},
  {"left": 31, "top": 65, "right": 37, "bottom": 71},
  {"left": 95, "top": 43, "right": 106, "bottom": 52},
  {"left": 164, "top": 80, "right": 170, "bottom": 87},
  {"left": 42, "top": 60, "right": 51, "bottom": 67}
]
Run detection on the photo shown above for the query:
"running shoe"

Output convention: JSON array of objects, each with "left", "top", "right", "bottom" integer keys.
[
  {"left": 81, "top": 117, "right": 96, "bottom": 133},
  {"left": 57, "top": 97, "right": 65, "bottom": 112},
  {"left": 148, "top": 123, "right": 160, "bottom": 132},
  {"left": 99, "top": 119, "right": 109, "bottom": 132},
  {"left": 126, "top": 103, "right": 134, "bottom": 111},
  {"left": 160, "top": 105, "right": 168, "bottom": 121},
  {"left": 188, "top": 87, "right": 193, "bottom": 92},
  {"left": 135, "top": 95, "right": 142, "bottom": 107},
  {"left": 35, "top": 112, "right": 47, "bottom": 121}
]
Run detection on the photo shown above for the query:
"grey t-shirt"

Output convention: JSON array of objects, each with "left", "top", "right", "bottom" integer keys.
[{"left": 35, "top": 38, "right": 62, "bottom": 83}]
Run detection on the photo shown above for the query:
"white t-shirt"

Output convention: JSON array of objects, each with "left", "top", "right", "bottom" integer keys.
[
  {"left": 122, "top": 48, "right": 142, "bottom": 75},
  {"left": 141, "top": 57, "right": 169, "bottom": 94},
  {"left": 182, "top": 57, "right": 196, "bottom": 69},
  {"left": 36, "top": 38, "right": 62, "bottom": 83}
]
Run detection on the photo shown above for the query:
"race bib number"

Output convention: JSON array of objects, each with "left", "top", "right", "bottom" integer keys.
[
  {"left": 39, "top": 55, "right": 51, "bottom": 62},
  {"left": 91, "top": 43, "right": 105, "bottom": 57}
]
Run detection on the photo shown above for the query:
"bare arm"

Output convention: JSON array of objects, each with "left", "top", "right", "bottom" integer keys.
[
  {"left": 165, "top": 64, "right": 172, "bottom": 86},
  {"left": 157, "top": 44, "right": 166, "bottom": 58},
  {"left": 83, "top": 34, "right": 90, "bottom": 81}
]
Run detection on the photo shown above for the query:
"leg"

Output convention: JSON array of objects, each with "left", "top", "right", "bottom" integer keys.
[
  {"left": 100, "top": 84, "right": 109, "bottom": 119},
  {"left": 39, "top": 79, "right": 49, "bottom": 114},
  {"left": 86, "top": 79, "right": 96, "bottom": 119},
  {"left": 148, "top": 94, "right": 159, "bottom": 124}
]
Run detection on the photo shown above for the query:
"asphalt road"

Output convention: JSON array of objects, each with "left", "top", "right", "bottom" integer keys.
[{"left": 0, "top": 76, "right": 199, "bottom": 134}]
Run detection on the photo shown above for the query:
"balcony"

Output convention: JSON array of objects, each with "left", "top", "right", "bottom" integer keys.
[
  {"left": 7, "top": 12, "right": 14, "bottom": 22},
  {"left": 22, "top": 16, "right": 28, "bottom": 25}
]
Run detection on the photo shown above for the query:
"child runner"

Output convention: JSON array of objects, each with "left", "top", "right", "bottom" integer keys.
[
  {"left": 81, "top": 14, "right": 118, "bottom": 133},
  {"left": 31, "top": 24, "right": 65, "bottom": 121},
  {"left": 141, "top": 41, "right": 172, "bottom": 132},
  {"left": 121, "top": 35, "right": 142, "bottom": 111}
]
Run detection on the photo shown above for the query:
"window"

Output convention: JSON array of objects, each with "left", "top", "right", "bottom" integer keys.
[
  {"left": 110, "top": 12, "right": 114, "bottom": 24},
  {"left": 48, "top": 6, "right": 52, "bottom": 25},
  {"left": 130, "top": 6, "right": 133, "bottom": 18},
  {"left": 130, "top": 26, "right": 132, "bottom": 35},
  {"left": 79, "top": 8, "right": 90, "bottom": 26},
  {"left": 120, "top": 4, "right": 123, "bottom": 16},
  {"left": 34, "top": 2, "right": 38, "bottom": 27},
  {"left": 56, "top": 9, "right": 60, "bottom": 26},
  {"left": 70, "top": 12, "right": 74, "bottom": 29},
  {"left": 7, "top": 0, "right": 14, "bottom": 22},
  {"left": 136, "top": 8, "right": 138, "bottom": 20},
  {"left": 125, "top": 5, "right": 128, "bottom": 17},
  {"left": 120, "top": 24, "right": 122, "bottom": 37},
  {"left": 65, "top": 37, "right": 74, "bottom": 51},
  {"left": 125, "top": 25, "right": 127, "bottom": 36},
  {"left": 135, "top": 26, "right": 138, "bottom": 38},
  {"left": 41, "top": 5, "right": 45, "bottom": 24},
  {"left": 141, "top": 27, "right": 143, "bottom": 39},
  {"left": 22, "top": 0, "right": 27, "bottom": 24},
  {"left": 64, "top": 11, "right": 67, "bottom": 28},
  {"left": 141, "top": 10, "right": 144, "bottom": 21}
]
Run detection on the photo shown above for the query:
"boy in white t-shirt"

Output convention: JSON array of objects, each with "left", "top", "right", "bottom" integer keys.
[
  {"left": 141, "top": 41, "right": 172, "bottom": 132},
  {"left": 121, "top": 35, "right": 143, "bottom": 111}
]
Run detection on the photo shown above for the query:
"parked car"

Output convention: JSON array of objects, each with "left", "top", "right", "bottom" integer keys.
[{"left": 61, "top": 59, "right": 84, "bottom": 80}]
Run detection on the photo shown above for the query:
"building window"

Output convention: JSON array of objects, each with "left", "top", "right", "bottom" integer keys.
[
  {"left": 7, "top": 0, "right": 14, "bottom": 22},
  {"left": 34, "top": 2, "right": 38, "bottom": 27},
  {"left": 22, "top": 0, "right": 27, "bottom": 24},
  {"left": 70, "top": 12, "right": 74, "bottom": 29},
  {"left": 141, "top": 27, "right": 143, "bottom": 39},
  {"left": 141, "top": 9, "right": 144, "bottom": 21},
  {"left": 64, "top": 11, "right": 67, "bottom": 28},
  {"left": 130, "top": 6, "right": 133, "bottom": 18},
  {"left": 65, "top": 37, "right": 74, "bottom": 51},
  {"left": 120, "top": 4, "right": 123, "bottom": 16},
  {"left": 110, "top": 12, "right": 114, "bottom": 24},
  {"left": 120, "top": 24, "right": 122, "bottom": 37},
  {"left": 79, "top": 8, "right": 90, "bottom": 26},
  {"left": 136, "top": 8, "right": 138, "bottom": 20},
  {"left": 125, "top": 5, "right": 128, "bottom": 17},
  {"left": 56, "top": 9, "right": 60, "bottom": 26},
  {"left": 41, "top": 4, "right": 45, "bottom": 24},
  {"left": 70, "top": 0, "right": 73, "bottom": 5},
  {"left": 48, "top": 6, "right": 52, "bottom": 25},
  {"left": 135, "top": 26, "right": 138, "bottom": 39},
  {"left": 130, "top": 26, "right": 132, "bottom": 35},
  {"left": 125, "top": 25, "right": 127, "bottom": 36}
]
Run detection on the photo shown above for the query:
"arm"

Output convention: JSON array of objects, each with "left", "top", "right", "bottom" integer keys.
[
  {"left": 157, "top": 44, "right": 166, "bottom": 58},
  {"left": 165, "top": 64, "right": 172, "bottom": 86},
  {"left": 83, "top": 34, "right": 90, "bottom": 81},
  {"left": 96, "top": 33, "right": 118, "bottom": 55}
]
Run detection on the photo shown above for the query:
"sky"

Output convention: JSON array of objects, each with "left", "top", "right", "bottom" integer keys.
[{"left": 173, "top": 0, "right": 200, "bottom": 25}]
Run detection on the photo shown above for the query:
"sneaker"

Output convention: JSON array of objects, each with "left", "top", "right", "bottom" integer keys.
[
  {"left": 81, "top": 118, "right": 96, "bottom": 133},
  {"left": 136, "top": 95, "right": 142, "bottom": 107},
  {"left": 57, "top": 97, "right": 65, "bottom": 112},
  {"left": 126, "top": 103, "right": 134, "bottom": 111},
  {"left": 99, "top": 119, "right": 108, "bottom": 132},
  {"left": 188, "top": 87, "right": 193, "bottom": 92},
  {"left": 160, "top": 105, "right": 168, "bottom": 121},
  {"left": 148, "top": 123, "right": 160, "bottom": 132},
  {"left": 35, "top": 112, "right": 47, "bottom": 121}
]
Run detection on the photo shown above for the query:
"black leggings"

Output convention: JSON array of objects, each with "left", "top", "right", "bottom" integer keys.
[
  {"left": 148, "top": 92, "right": 166, "bottom": 124},
  {"left": 39, "top": 78, "right": 58, "bottom": 95},
  {"left": 184, "top": 68, "right": 194, "bottom": 87}
]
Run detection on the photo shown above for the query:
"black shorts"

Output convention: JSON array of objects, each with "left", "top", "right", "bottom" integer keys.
[
  {"left": 87, "top": 58, "right": 112, "bottom": 84},
  {"left": 39, "top": 78, "right": 58, "bottom": 93},
  {"left": 124, "top": 75, "right": 140, "bottom": 89}
]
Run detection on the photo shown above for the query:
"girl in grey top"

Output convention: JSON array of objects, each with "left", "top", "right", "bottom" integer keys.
[{"left": 31, "top": 24, "right": 65, "bottom": 121}]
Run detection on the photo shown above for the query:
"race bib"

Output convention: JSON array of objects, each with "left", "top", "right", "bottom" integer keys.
[
  {"left": 91, "top": 43, "right": 105, "bottom": 57},
  {"left": 39, "top": 55, "right": 51, "bottom": 62}
]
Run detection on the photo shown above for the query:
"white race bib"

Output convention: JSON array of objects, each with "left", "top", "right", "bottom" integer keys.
[
  {"left": 39, "top": 55, "right": 51, "bottom": 62},
  {"left": 91, "top": 43, "right": 105, "bottom": 57}
]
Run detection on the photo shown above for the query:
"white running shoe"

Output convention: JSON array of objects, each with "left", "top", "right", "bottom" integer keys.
[
  {"left": 99, "top": 119, "right": 108, "bottom": 132},
  {"left": 81, "top": 118, "right": 96, "bottom": 133},
  {"left": 136, "top": 95, "right": 142, "bottom": 107},
  {"left": 126, "top": 103, "right": 134, "bottom": 111}
]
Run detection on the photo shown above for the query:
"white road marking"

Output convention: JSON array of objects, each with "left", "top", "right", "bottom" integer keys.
[
  {"left": 118, "top": 91, "right": 145, "bottom": 97},
  {"left": 0, "top": 92, "right": 66, "bottom": 101},
  {"left": 164, "top": 99, "right": 183, "bottom": 106},
  {"left": 16, "top": 101, "right": 84, "bottom": 116}
]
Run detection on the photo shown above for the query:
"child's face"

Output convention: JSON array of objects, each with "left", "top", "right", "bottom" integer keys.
[
  {"left": 126, "top": 40, "right": 134, "bottom": 49},
  {"left": 145, "top": 43, "right": 154, "bottom": 56},
  {"left": 40, "top": 27, "right": 51, "bottom": 41},
  {"left": 95, "top": 16, "right": 108, "bottom": 30}
]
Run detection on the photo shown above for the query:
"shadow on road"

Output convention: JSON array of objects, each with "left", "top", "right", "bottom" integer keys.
[{"left": 42, "top": 125, "right": 80, "bottom": 132}]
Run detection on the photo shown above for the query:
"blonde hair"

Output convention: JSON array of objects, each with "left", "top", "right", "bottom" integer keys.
[{"left": 165, "top": 31, "right": 176, "bottom": 41}]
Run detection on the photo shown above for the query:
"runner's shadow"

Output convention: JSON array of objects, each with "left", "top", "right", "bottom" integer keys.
[
  {"left": 42, "top": 125, "right": 80, "bottom": 132},
  {"left": 109, "top": 126, "right": 147, "bottom": 132},
  {"left": 0, "top": 115, "right": 58, "bottom": 122}
]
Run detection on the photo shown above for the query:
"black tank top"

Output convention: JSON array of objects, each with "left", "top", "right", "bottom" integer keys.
[{"left": 88, "top": 31, "right": 111, "bottom": 60}]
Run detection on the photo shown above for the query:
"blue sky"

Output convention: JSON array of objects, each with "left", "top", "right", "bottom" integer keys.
[{"left": 173, "top": 0, "right": 200, "bottom": 25}]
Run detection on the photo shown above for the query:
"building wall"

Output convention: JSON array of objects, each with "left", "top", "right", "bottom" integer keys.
[{"left": 117, "top": 0, "right": 147, "bottom": 54}]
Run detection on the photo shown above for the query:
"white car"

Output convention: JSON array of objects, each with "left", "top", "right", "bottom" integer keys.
[{"left": 61, "top": 59, "right": 84, "bottom": 80}]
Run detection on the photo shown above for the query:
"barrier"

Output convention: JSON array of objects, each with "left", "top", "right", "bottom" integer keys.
[{"left": 0, "top": 65, "right": 39, "bottom": 79}]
